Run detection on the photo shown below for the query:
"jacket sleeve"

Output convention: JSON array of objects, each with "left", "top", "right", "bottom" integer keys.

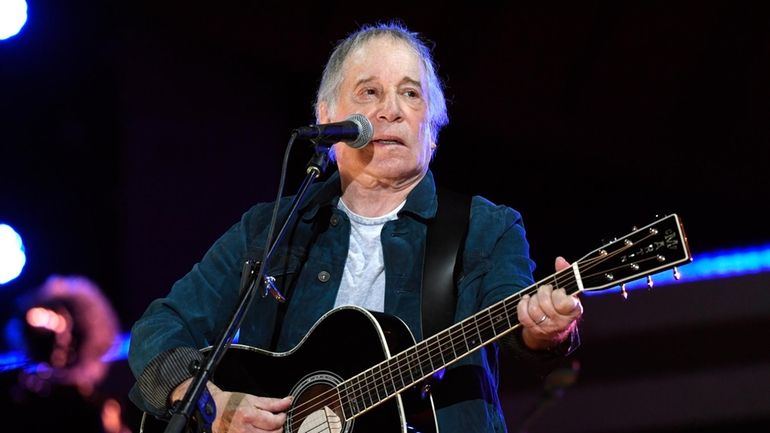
[
  {"left": 464, "top": 196, "right": 580, "bottom": 378},
  {"left": 127, "top": 204, "right": 266, "bottom": 417}
]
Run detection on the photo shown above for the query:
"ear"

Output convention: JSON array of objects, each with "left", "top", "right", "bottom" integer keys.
[{"left": 318, "top": 101, "right": 331, "bottom": 124}]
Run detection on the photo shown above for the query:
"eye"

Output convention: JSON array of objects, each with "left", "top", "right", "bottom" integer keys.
[
  {"left": 404, "top": 89, "right": 419, "bottom": 98},
  {"left": 363, "top": 87, "right": 378, "bottom": 96}
]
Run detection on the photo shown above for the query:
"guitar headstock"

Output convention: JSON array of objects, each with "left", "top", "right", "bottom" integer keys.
[{"left": 576, "top": 214, "right": 692, "bottom": 293}]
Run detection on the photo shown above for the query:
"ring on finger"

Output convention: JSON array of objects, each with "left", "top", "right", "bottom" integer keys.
[{"left": 535, "top": 314, "right": 548, "bottom": 325}]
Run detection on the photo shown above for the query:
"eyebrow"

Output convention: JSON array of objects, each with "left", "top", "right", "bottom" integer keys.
[
  {"left": 400, "top": 77, "right": 422, "bottom": 88},
  {"left": 353, "top": 76, "right": 423, "bottom": 88}
]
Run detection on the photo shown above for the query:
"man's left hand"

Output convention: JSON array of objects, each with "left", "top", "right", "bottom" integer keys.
[{"left": 516, "top": 256, "right": 583, "bottom": 351}]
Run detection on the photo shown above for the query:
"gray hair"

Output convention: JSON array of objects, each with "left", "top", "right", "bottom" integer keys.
[{"left": 315, "top": 22, "right": 449, "bottom": 144}]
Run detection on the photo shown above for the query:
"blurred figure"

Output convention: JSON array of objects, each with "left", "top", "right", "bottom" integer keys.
[{"left": 4, "top": 275, "right": 130, "bottom": 433}]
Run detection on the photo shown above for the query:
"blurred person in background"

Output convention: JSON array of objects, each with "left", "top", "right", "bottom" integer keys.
[{"left": 2, "top": 275, "right": 130, "bottom": 433}]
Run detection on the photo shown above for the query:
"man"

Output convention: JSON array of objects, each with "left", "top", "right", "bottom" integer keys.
[{"left": 128, "top": 22, "right": 583, "bottom": 433}]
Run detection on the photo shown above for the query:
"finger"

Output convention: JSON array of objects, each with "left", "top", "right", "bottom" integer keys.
[
  {"left": 250, "top": 409, "right": 287, "bottom": 431},
  {"left": 555, "top": 256, "right": 571, "bottom": 271},
  {"left": 527, "top": 292, "right": 547, "bottom": 322},
  {"left": 551, "top": 288, "right": 582, "bottom": 316},
  {"left": 517, "top": 294, "right": 538, "bottom": 326},
  {"left": 253, "top": 396, "right": 293, "bottom": 412},
  {"left": 535, "top": 285, "right": 559, "bottom": 320}
]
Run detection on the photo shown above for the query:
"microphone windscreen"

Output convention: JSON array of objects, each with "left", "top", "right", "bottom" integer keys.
[{"left": 347, "top": 114, "right": 373, "bottom": 149}]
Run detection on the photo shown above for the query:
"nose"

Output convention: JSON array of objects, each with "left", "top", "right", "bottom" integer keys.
[{"left": 376, "top": 91, "right": 403, "bottom": 123}]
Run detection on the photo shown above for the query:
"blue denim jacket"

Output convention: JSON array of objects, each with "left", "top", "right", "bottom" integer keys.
[{"left": 129, "top": 170, "right": 567, "bottom": 433}]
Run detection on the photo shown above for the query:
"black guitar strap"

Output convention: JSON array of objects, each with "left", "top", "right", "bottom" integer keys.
[{"left": 421, "top": 188, "right": 472, "bottom": 340}]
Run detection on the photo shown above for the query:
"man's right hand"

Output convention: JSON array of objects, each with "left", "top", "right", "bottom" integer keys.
[{"left": 172, "top": 379, "right": 292, "bottom": 433}]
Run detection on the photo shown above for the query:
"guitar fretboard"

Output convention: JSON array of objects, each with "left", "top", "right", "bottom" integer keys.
[{"left": 336, "top": 283, "right": 543, "bottom": 419}]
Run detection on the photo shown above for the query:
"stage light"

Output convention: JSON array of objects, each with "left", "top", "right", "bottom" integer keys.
[
  {"left": 0, "top": 0, "right": 28, "bottom": 40},
  {"left": 0, "top": 223, "right": 26, "bottom": 284}
]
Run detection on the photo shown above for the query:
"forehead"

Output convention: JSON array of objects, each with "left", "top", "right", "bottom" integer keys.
[{"left": 341, "top": 36, "right": 425, "bottom": 84}]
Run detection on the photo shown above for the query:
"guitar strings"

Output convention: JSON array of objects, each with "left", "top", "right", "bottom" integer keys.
[{"left": 287, "top": 231, "right": 658, "bottom": 427}]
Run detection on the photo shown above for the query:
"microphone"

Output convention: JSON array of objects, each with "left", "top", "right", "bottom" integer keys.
[{"left": 293, "top": 114, "right": 373, "bottom": 149}]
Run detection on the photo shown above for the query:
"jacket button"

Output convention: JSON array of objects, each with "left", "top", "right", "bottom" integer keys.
[
  {"left": 330, "top": 214, "right": 340, "bottom": 227},
  {"left": 317, "top": 271, "right": 331, "bottom": 282}
]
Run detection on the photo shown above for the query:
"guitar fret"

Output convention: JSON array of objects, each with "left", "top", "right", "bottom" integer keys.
[
  {"left": 335, "top": 385, "right": 351, "bottom": 420},
  {"left": 449, "top": 326, "right": 462, "bottom": 359},
  {"left": 431, "top": 332, "right": 446, "bottom": 371},
  {"left": 361, "top": 371, "right": 374, "bottom": 408},
  {"left": 370, "top": 366, "right": 381, "bottom": 404},
  {"left": 416, "top": 342, "right": 430, "bottom": 379},
  {"left": 473, "top": 319, "right": 484, "bottom": 347},
  {"left": 407, "top": 347, "right": 421, "bottom": 384},
  {"left": 479, "top": 309, "right": 496, "bottom": 342},
  {"left": 504, "top": 298, "right": 515, "bottom": 329},
  {"left": 463, "top": 320, "right": 480, "bottom": 351},
  {"left": 432, "top": 335, "right": 445, "bottom": 371},
  {"left": 390, "top": 357, "right": 406, "bottom": 391},
  {"left": 490, "top": 303, "right": 510, "bottom": 335},
  {"left": 402, "top": 350, "right": 413, "bottom": 385},
  {"left": 369, "top": 368, "right": 382, "bottom": 403},
  {"left": 489, "top": 309, "right": 498, "bottom": 336},
  {"left": 380, "top": 361, "right": 396, "bottom": 396},
  {"left": 459, "top": 321, "right": 471, "bottom": 353},
  {"left": 340, "top": 382, "right": 353, "bottom": 418},
  {"left": 440, "top": 330, "right": 455, "bottom": 365},
  {"left": 349, "top": 376, "right": 364, "bottom": 414},
  {"left": 384, "top": 358, "right": 399, "bottom": 394}
]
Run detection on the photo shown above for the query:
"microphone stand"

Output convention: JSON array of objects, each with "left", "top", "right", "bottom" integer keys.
[{"left": 163, "top": 139, "right": 331, "bottom": 433}]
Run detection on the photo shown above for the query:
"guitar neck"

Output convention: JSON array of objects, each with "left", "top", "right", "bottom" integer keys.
[
  {"left": 335, "top": 279, "right": 543, "bottom": 419},
  {"left": 335, "top": 213, "right": 691, "bottom": 420}
]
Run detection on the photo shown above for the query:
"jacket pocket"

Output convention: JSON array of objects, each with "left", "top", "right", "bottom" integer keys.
[{"left": 240, "top": 246, "right": 306, "bottom": 297}]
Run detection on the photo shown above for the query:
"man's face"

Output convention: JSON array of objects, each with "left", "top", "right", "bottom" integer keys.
[{"left": 319, "top": 37, "right": 434, "bottom": 185}]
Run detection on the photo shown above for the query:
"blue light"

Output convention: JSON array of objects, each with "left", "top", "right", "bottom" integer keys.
[
  {"left": 0, "top": 223, "right": 26, "bottom": 285},
  {"left": 102, "top": 332, "right": 132, "bottom": 362},
  {"left": 586, "top": 243, "right": 770, "bottom": 296},
  {"left": 0, "top": 350, "right": 27, "bottom": 372},
  {"left": 0, "top": 0, "right": 27, "bottom": 40}
]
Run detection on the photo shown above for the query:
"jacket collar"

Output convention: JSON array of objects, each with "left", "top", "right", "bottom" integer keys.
[{"left": 300, "top": 169, "right": 438, "bottom": 221}]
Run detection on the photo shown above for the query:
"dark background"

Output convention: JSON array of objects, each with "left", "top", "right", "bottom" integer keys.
[{"left": 1, "top": 1, "right": 769, "bottom": 432}]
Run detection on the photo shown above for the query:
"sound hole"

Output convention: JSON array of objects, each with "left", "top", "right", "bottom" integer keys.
[{"left": 288, "top": 371, "right": 351, "bottom": 433}]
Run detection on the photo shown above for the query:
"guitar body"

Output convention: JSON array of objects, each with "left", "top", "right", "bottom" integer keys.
[{"left": 142, "top": 306, "right": 438, "bottom": 433}]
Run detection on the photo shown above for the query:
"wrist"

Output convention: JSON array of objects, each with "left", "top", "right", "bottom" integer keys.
[{"left": 521, "top": 322, "right": 577, "bottom": 352}]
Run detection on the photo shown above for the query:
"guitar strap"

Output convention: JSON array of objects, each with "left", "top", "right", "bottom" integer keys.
[{"left": 421, "top": 188, "right": 472, "bottom": 340}]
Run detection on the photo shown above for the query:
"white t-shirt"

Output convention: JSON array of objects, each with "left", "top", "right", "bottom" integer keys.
[{"left": 333, "top": 198, "right": 406, "bottom": 312}]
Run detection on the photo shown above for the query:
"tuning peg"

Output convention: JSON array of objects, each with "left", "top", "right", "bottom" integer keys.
[
  {"left": 646, "top": 275, "right": 654, "bottom": 290},
  {"left": 673, "top": 267, "right": 681, "bottom": 280},
  {"left": 620, "top": 284, "right": 628, "bottom": 299}
]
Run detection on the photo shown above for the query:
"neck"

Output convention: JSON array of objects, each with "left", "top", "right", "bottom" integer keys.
[{"left": 340, "top": 172, "right": 424, "bottom": 217}]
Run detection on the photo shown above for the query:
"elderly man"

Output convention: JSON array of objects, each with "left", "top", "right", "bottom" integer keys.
[{"left": 129, "top": 22, "right": 582, "bottom": 433}]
